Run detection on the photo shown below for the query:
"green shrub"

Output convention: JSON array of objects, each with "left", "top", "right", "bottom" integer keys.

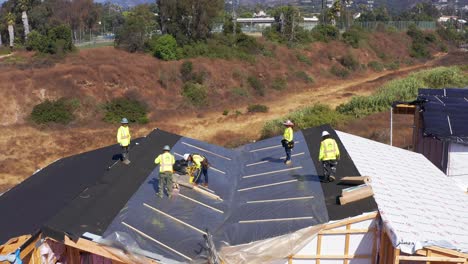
[
  {"left": 231, "top": 87, "right": 249, "bottom": 97},
  {"left": 103, "top": 98, "right": 148, "bottom": 124},
  {"left": 295, "top": 71, "right": 314, "bottom": 83},
  {"left": 180, "top": 61, "right": 193, "bottom": 82},
  {"left": 247, "top": 104, "right": 269, "bottom": 113},
  {"left": 48, "top": 24, "right": 74, "bottom": 53},
  {"left": 336, "top": 66, "right": 468, "bottom": 118},
  {"left": 339, "top": 54, "right": 360, "bottom": 71},
  {"left": 330, "top": 65, "right": 350, "bottom": 78},
  {"left": 407, "top": 24, "right": 432, "bottom": 59},
  {"left": 181, "top": 82, "right": 208, "bottom": 107},
  {"left": 247, "top": 76, "right": 265, "bottom": 96},
  {"left": 296, "top": 53, "right": 312, "bottom": 65},
  {"left": 25, "top": 31, "right": 49, "bottom": 53},
  {"left": 271, "top": 77, "right": 287, "bottom": 90},
  {"left": 261, "top": 104, "right": 347, "bottom": 138},
  {"left": 368, "top": 61, "right": 384, "bottom": 72},
  {"left": 153, "top": 34, "right": 178, "bottom": 61},
  {"left": 31, "top": 98, "right": 77, "bottom": 124},
  {"left": 311, "top": 24, "right": 339, "bottom": 43},
  {"left": 385, "top": 61, "right": 400, "bottom": 70},
  {"left": 222, "top": 109, "right": 229, "bottom": 115},
  {"left": 342, "top": 27, "right": 365, "bottom": 48}
]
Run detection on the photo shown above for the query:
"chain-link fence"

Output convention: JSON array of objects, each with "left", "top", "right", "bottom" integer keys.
[{"left": 353, "top": 21, "right": 437, "bottom": 31}]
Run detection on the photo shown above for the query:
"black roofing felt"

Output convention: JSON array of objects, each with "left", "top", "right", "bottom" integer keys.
[
  {"left": 0, "top": 142, "right": 128, "bottom": 245},
  {"left": 42, "top": 129, "right": 181, "bottom": 240},
  {"left": 418, "top": 88, "right": 468, "bottom": 144},
  {"left": 302, "top": 125, "right": 377, "bottom": 220}
]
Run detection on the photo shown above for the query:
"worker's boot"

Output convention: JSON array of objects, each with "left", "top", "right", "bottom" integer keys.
[
  {"left": 329, "top": 175, "right": 336, "bottom": 182},
  {"left": 123, "top": 159, "right": 131, "bottom": 165}
]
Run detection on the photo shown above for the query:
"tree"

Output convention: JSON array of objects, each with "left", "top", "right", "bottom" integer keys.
[
  {"left": 157, "top": 0, "right": 224, "bottom": 45},
  {"left": 6, "top": 12, "right": 15, "bottom": 48},
  {"left": 397, "top": 2, "right": 440, "bottom": 21},
  {"left": 19, "top": 0, "right": 30, "bottom": 40},
  {"left": 115, "top": 5, "right": 156, "bottom": 52},
  {"left": 270, "top": 6, "right": 302, "bottom": 42},
  {"left": 152, "top": 34, "right": 178, "bottom": 60}
]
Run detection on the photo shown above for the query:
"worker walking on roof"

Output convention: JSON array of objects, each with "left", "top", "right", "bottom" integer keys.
[
  {"left": 319, "top": 131, "right": 340, "bottom": 182},
  {"left": 282, "top": 120, "right": 294, "bottom": 165},
  {"left": 155, "top": 145, "right": 176, "bottom": 198},
  {"left": 184, "top": 153, "right": 209, "bottom": 188},
  {"left": 117, "top": 118, "right": 131, "bottom": 165}
]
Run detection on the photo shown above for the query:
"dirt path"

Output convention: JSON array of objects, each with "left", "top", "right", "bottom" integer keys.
[{"left": 0, "top": 52, "right": 461, "bottom": 191}]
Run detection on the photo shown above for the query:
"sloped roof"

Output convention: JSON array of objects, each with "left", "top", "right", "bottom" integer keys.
[
  {"left": 0, "top": 126, "right": 376, "bottom": 262},
  {"left": 338, "top": 131, "right": 468, "bottom": 254},
  {"left": 418, "top": 88, "right": 468, "bottom": 144}
]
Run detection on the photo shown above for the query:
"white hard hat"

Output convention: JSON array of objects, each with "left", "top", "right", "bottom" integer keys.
[
  {"left": 322, "top": 131, "right": 330, "bottom": 137},
  {"left": 283, "top": 120, "right": 294, "bottom": 126},
  {"left": 163, "top": 145, "right": 171, "bottom": 151},
  {"left": 183, "top": 153, "right": 190, "bottom": 161}
]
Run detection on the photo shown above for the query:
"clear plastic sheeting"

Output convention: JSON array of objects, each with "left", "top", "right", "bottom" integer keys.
[
  {"left": 103, "top": 132, "right": 328, "bottom": 262},
  {"left": 219, "top": 225, "right": 323, "bottom": 264}
]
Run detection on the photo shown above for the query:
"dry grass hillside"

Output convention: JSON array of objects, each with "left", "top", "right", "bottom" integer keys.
[{"left": 0, "top": 32, "right": 466, "bottom": 192}]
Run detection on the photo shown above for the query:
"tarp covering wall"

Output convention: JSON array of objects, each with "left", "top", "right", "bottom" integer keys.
[{"left": 338, "top": 131, "right": 468, "bottom": 254}]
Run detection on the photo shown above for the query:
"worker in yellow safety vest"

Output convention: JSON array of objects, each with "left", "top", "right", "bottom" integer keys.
[
  {"left": 117, "top": 118, "right": 131, "bottom": 165},
  {"left": 154, "top": 145, "right": 176, "bottom": 198},
  {"left": 282, "top": 120, "right": 294, "bottom": 165},
  {"left": 319, "top": 131, "right": 340, "bottom": 182},
  {"left": 184, "top": 153, "right": 209, "bottom": 187}
]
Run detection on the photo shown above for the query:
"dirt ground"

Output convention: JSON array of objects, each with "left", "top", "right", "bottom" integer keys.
[{"left": 0, "top": 46, "right": 466, "bottom": 192}]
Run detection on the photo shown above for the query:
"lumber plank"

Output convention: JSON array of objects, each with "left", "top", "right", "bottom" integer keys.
[
  {"left": 292, "top": 254, "right": 371, "bottom": 259},
  {"left": 340, "top": 186, "right": 374, "bottom": 205},
  {"left": 323, "top": 212, "right": 378, "bottom": 230},
  {"left": 319, "top": 228, "right": 374, "bottom": 234},
  {"left": 339, "top": 176, "right": 371, "bottom": 185},
  {"left": 397, "top": 256, "right": 466, "bottom": 262}
]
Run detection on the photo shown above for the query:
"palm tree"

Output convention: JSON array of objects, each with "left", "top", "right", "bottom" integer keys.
[
  {"left": 20, "top": 0, "right": 30, "bottom": 40},
  {"left": 6, "top": 12, "right": 15, "bottom": 48}
]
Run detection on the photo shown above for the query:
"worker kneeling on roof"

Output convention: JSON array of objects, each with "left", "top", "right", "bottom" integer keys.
[
  {"left": 184, "top": 153, "right": 209, "bottom": 188},
  {"left": 319, "top": 131, "right": 340, "bottom": 183},
  {"left": 155, "top": 145, "right": 175, "bottom": 198}
]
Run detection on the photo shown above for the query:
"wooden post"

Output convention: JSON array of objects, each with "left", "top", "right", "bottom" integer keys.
[
  {"left": 344, "top": 224, "right": 351, "bottom": 264},
  {"left": 394, "top": 248, "right": 400, "bottom": 264},
  {"left": 426, "top": 249, "right": 431, "bottom": 264},
  {"left": 317, "top": 234, "right": 322, "bottom": 264},
  {"left": 379, "top": 228, "right": 386, "bottom": 264}
]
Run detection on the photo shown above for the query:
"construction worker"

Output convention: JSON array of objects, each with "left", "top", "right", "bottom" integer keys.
[
  {"left": 282, "top": 120, "right": 294, "bottom": 165},
  {"left": 319, "top": 131, "right": 340, "bottom": 182},
  {"left": 154, "top": 145, "right": 175, "bottom": 198},
  {"left": 184, "top": 153, "right": 209, "bottom": 187},
  {"left": 117, "top": 118, "right": 131, "bottom": 165}
]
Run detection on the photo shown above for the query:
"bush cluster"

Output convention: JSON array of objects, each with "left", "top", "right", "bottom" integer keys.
[
  {"left": 368, "top": 61, "right": 384, "bottom": 72},
  {"left": 342, "top": 27, "right": 366, "bottom": 48},
  {"left": 271, "top": 77, "right": 287, "bottom": 90},
  {"left": 295, "top": 71, "right": 314, "bottom": 83},
  {"left": 339, "top": 54, "right": 360, "bottom": 71},
  {"left": 103, "top": 98, "right": 148, "bottom": 124},
  {"left": 247, "top": 76, "right": 265, "bottom": 96},
  {"left": 25, "top": 25, "right": 74, "bottom": 55},
  {"left": 407, "top": 24, "right": 434, "bottom": 59},
  {"left": 30, "top": 98, "right": 78, "bottom": 124},
  {"left": 182, "top": 82, "right": 208, "bottom": 107},
  {"left": 311, "top": 24, "right": 339, "bottom": 42},
  {"left": 330, "top": 65, "right": 350, "bottom": 78},
  {"left": 247, "top": 104, "right": 269, "bottom": 113}
]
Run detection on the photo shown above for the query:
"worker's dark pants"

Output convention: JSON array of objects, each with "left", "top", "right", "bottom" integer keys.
[
  {"left": 121, "top": 146, "right": 129, "bottom": 160},
  {"left": 194, "top": 167, "right": 209, "bottom": 185},
  {"left": 322, "top": 160, "right": 338, "bottom": 181},
  {"left": 159, "top": 172, "right": 173, "bottom": 197},
  {"left": 285, "top": 147, "right": 292, "bottom": 162}
]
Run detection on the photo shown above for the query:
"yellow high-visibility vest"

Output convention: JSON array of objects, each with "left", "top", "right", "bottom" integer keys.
[
  {"left": 155, "top": 152, "right": 175, "bottom": 172},
  {"left": 117, "top": 126, "right": 131, "bottom": 147},
  {"left": 192, "top": 154, "right": 205, "bottom": 169},
  {"left": 319, "top": 138, "right": 340, "bottom": 161},
  {"left": 283, "top": 127, "right": 293, "bottom": 142}
]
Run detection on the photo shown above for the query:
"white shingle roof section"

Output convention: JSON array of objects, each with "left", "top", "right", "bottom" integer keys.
[{"left": 337, "top": 131, "right": 468, "bottom": 254}]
